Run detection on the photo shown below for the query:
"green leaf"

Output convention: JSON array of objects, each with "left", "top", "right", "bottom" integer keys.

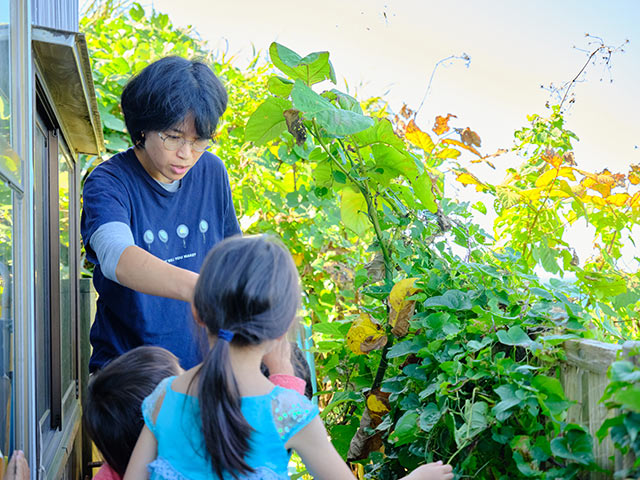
[
  {"left": 340, "top": 187, "right": 369, "bottom": 236},
  {"left": 101, "top": 111, "right": 126, "bottom": 132},
  {"left": 531, "top": 375, "right": 565, "bottom": 399},
  {"left": 330, "top": 89, "right": 363, "bottom": 114},
  {"left": 390, "top": 411, "right": 419, "bottom": 446},
  {"left": 371, "top": 144, "right": 418, "bottom": 181},
  {"left": 610, "top": 361, "right": 640, "bottom": 384},
  {"left": 550, "top": 426, "right": 594, "bottom": 465},
  {"left": 423, "top": 290, "right": 472, "bottom": 311},
  {"left": 411, "top": 171, "right": 437, "bottom": 213},
  {"left": 313, "top": 160, "right": 333, "bottom": 188},
  {"left": 388, "top": 338, "right": 423, "bottom": 358},
  {"left": 291, "top": 81, "right": 373, "bottom": 136},
  {"left": 245, "top": 97, "right": 291, "bottom": 145},
  {"left": 104, "top": 133, "right": 129, "bottom": 152},
  {"left": 576, "top": 271, "right": 627, "bottom": 299},
  {"left": 493, "top": 384, "right": 527, "bottom": 421},
  {"left": 497, "top": 326, "right": 540, "bottom": 351},
  {"left": 129, "top": 3, "right": 145, "bottom": 21},
  {"left": 353, "top": 118, "right": 405, "bottom": 150},
  {"left": 269, "top": 42, "right": 336, "bottom": 85},
  {"left": 266, "top": 76, "right": 294, "bottom": 97},
  {"left": 531, "top": 243, "right": 560, "bottom": 274},
  {"left": 614, "top": 388, "right": 640, "bottom": 411},
  {"left": 419, "top": 403, "right": 443, "bottom": 433},
  {"left": 454, "top": 401, "right": 489, "bottom": 447}
]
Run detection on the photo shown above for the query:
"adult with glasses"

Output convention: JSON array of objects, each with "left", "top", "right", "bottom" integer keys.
[{"left": 81, "top": 57, "right": 241, "bottom": 372}]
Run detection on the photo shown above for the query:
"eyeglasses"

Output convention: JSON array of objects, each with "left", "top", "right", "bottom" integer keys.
[{"left": 157, "top": 132, "right": 211, "bottom": 152}]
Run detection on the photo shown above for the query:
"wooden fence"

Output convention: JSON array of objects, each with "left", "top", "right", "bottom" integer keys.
[{"left": 561, "top": 339, "right": 640, "bottom": 479}]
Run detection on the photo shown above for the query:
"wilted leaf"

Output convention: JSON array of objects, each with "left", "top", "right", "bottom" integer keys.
[
  {"left": 541, "top": 148, "right": 563, "bottom": 168},
  {"left": 364, "top": 252, "right": 386, "bottom": 283},
  {"left": 389, "top": 278, "right": 421, "bottom": 338},
  {"left": 367, "top": 390, "right": 391, "bottom": 415},
  {"left": 283, "top": 109, "right": 307, "bottom": 146},
  {"left": 432, "top": 113, "right": 456, "bottom": 135},
  {"left": 405, "top": 119, "right": 435, "bottom": 153},
  {"left": 441, "top": 138, "right": 481, "bottom": 157},
  {"left": 629, "top": 172, "right": 640, "bottom": 185},
  {"left": 461, "top": 127, "right": 481, "bottom": 147},
  {"left": 346, "top": 313, "right": 387, "bottom": 355}
]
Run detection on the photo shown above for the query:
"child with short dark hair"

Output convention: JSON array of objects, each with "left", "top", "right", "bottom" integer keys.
[
  {"left": 124, "top": 235, "right": 452, "bottom": 480},
  {"left": 84, "top": 346, "right": 183, "bottom": 479},
  {"left": 85, "top": 341, "right": 308, "bottom": 479}
]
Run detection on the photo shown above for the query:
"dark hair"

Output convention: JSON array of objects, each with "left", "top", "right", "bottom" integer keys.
[
  {"left": 193, "top": 235, "right": 301, "bottom": 479},
  {"left": 84, "top": 346, "right": 182, "bottom": 476},
  {"left": 121, "top": 56, "right": 227, "bottom": 146}
]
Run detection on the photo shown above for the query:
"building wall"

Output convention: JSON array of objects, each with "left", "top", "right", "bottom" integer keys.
[{"left": 31, "top": 0, "right": 78, "bottom": 32}]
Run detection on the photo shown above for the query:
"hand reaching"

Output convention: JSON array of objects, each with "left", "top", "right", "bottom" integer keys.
[
  {"left": 262, "top": 336, "right": 294, "bottom": 376},
  {"left": 402, "top": 461, "right": 453, "bottom": 480}
]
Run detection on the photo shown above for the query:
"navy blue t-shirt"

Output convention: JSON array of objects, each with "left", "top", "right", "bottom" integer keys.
[{"left": 81, "top": 148, "right": 241, "bottom": 372}]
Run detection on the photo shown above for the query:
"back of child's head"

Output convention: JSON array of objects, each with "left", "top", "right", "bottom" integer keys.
[
  {"left": 121, "top": 56, "right": 227, "bottom": 147},
  {"left": 193, "top": 234, "right": 301, "bottom": 478},
  {"left": 84, "top": 346, "right": 182, "bottom": 477}
]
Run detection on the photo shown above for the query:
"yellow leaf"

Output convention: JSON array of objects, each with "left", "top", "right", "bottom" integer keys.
[
  {"left": 436, "top": 148, "right": 461, "bottom": 159},
  {"left": 535, "top": 169, "right": 559, "bottom": 188},
  {"left": 367, "top": 392, "right": 390, "bottom": 414},
  {"left": 456, "top": 172, "right": 486, "bottom": 192},
  {"left": 519, "top": 188, "right": 542, "bottom": 202},
  {"left": 405, "top": 119, "right": 435, "bottom": 153},
  {"left": 629, "top": 192, "right": 640, "bottom": 208},
  {"left": 292, "top": 253, "right": 304, "bottom": 267},
  {"left": 556, "top": 167, "right": 576, "bottom": 181},
  {"left": 389, "top": 278, "right": 421, "bottom": 338},
  {"left": 389, "top": 278, "right": 420, "bottom": 310},
  {"left": 629, "top": 172, "right": 640, "bottom": 185},
  {"left": 346, "top": 314, "right": 387, "bottom": 355},
  {"left": 584, "top": 195, "right": 606, "bottom": 208},
  {"left": 606, "top": 193, "right": 630, "bottom": 207},
  {"left": 548, "top": 189, "right": 571, "bottom": 199},
  {"left": 541, "top": 149, "right": 563, "bottom": 168}
]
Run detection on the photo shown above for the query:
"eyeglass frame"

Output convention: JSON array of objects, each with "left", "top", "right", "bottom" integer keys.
[{"left": 156, "top": 132, "right": 211, "bottom": 152}]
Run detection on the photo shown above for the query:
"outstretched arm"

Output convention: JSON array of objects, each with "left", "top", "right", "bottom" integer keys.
[
  {"left": 116, "top": 245, "right": 198, "bottom": 302},
  {"left": 287, "top": 416, "right": 354, "bottom": 480},
  {"left": 123, "top": 425, "right": 157, "bottom": 480}
]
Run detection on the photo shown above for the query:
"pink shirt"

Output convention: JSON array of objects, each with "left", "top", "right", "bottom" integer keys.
[{"left": 93, "top": 463, "right": 121, "bottom": 480}]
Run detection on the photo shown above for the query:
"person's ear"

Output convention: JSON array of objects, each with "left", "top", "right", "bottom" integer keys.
[{"left": 191, "top": 303, "right": 205, "bottom": 327}]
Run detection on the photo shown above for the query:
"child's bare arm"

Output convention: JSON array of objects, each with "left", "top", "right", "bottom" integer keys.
[
  {"left": 123, "top": 425, "right": 157, "bottom": 480},
  {"left": 287, "top": 416, "right": 355, "bottom": 480}
]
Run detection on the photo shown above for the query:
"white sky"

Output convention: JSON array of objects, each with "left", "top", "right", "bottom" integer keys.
[{"left": 147, "top": 0, "right": 639, "bottom": 270}]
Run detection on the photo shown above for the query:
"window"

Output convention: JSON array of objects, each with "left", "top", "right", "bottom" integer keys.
[
  {"left": 0, "top": 178, "right": 12, "bottom": 460},
  {"left": 34, "top": 95, "right": 81, "bottom": 467},
  {"left": 0, "top": 0, "right": 12, "bottom": 460}
]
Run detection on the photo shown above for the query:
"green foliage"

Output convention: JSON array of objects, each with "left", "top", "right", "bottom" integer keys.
[
  {"left": 598, "top": 348, "right": 640, "bottom": 479},
  {"left": 82, "top": 7, "right": 639, "bottom": 477}
]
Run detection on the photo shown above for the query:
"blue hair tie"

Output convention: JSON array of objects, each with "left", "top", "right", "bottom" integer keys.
[{"left": 218, "top": 329, "right": 234, "bottom": 342}]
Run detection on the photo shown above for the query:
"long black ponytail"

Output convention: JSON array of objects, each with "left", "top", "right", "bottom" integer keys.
[{"left": 193, "top": 235, "right": 301, "bottom": 478}]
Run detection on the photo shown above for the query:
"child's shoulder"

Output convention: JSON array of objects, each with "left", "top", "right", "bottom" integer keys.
[{"left": 268, "top": 387, "right": 318, "bottom": 442}]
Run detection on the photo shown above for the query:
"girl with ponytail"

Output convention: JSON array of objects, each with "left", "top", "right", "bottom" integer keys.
[{"left": 124, "top": 235, "right": 453, "bottom": 480}]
